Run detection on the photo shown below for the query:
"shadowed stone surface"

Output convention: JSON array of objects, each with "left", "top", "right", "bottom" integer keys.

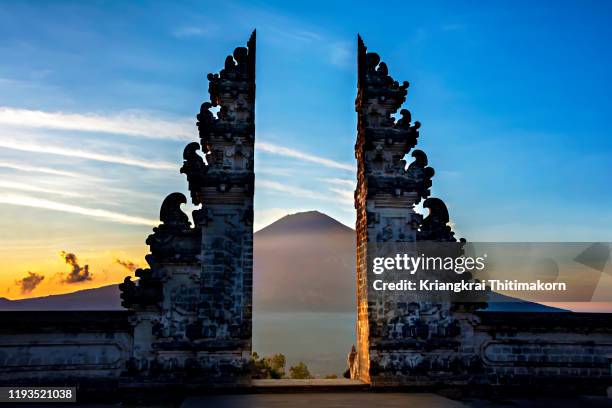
[{"left": 182, "top": 392, "right": 468, "bottom": 408}]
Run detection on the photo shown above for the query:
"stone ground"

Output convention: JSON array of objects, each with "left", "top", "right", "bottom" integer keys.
[
  {"left": 181, "top": 393, "right": 612, "bottom": 408},
  {"left": 26, "top": 393, "right": 612, "bottom": 408},
  {"left": 23, "top": 381, "right": 612, "bottom": 407},
  {"left": 463, "top": 396, "right": 612, "bottom": 408},
  {"left": 182, "top": 393, "right": 464, "bottom": 407}
]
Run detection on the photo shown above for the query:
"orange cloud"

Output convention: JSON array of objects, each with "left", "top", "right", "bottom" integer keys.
[
  {"left": 15, "top": 271, "right": 45, "bottom": 293},
  {"left": 115, "top": 258, "right": 139, "bottom": 273},
  {"left": 59, "top": 251, "right": 93, "bottom": 283}
]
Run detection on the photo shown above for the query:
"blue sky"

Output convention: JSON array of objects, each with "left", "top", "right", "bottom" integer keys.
[{"left": 0, "top": 0, "right": 611, "bottom": 296}]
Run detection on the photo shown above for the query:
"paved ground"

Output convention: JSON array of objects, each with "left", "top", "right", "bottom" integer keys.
[
  {"left": 31, "top": 393, "right": 612, "bottom": 407},
  {"left": 181, "top": 394, "right": 612, "bottom": 408},
  {"left": 30, "top": 380, "right": 612, "bottom": 407},
  {"left": 182, "top": 393, "right": 468, "bottom": 408},
  {"left": 464, "top": 396, "right": 612, "bottom": 407}
]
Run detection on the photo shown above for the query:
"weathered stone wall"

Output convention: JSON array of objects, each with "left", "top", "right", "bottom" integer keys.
[
  {"left": 356, "top": 310, "right": 612, "bottom": 390},
  {"left": 0, "top": 312, "right": 132, "bottom": 387},
  {"left": 473, "top": 312, "right": 612, "bottom": 388}
]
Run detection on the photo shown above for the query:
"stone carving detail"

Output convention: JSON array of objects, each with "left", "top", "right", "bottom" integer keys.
[
  {"left": 119, "top": 192, "right": 198, "bottom": 312},
  {"left": 183, "top": 33, "right": 256, "bottom": 206},
  {"left": 353, "top": 35, "right": 479, "bottom": 385},
  {"left": 405, "top": 150, "right": 433, "bottom": 194},
  {"left": 383, "top": 303, "right": 460, "bottom": 341},
  {"left": 417, "top": 198, "right": 456, "bottom": 242},
  {"left": 146, "top": 193, "right": 201, "bottom": 266},
  {"left": 119, "top": 268, "right": 161, "bottom": 309},
  {"left": 120, "top": 31, "right": 255, "bottom": 385}
]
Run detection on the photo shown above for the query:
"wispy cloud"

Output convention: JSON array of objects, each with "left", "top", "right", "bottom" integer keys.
[
  {"left": 0, "top": 138, "right": 175, "bottom": 170},
  {"left": 258, "top": 179, "right": 353, "bottom": 205},
  {"left": 0, "top": 161, "right": 82, "bottom": 178},
  {"left": 319, "top": 177, "right": 356, "bottom": 188},
  {"left": 262, "top": 22, "right": 351, "bottom": 70},
  {"left": 258, "top": 141, "right": 354, "bottom": 171},
  {"left": 258, "top": 179, "right": 327, "bottom": 199},
  {"left": 115, "top": 258, "right": 139, "bottom": 272},
  {"left": 0, "top": 134, "right": 347, "bottom": 173},
  {"left": 0, "top": 180, "right": 84, "bottom": 198},
  {"left": 256, "top": 166, "right": 295, "bottom": 177},
  {"left": 0, "top": 107, "right": 193, "bottom": 141},
  {"left": 327, "top": 187, "right": 354, "bottom": 203},
  {"left": 226, "top": 3, "right": 354, "bottom": 72},
  {"left": 272, "top": 27, "right": 322, "bottom": 43},
  {"left": 172, "top": 26, "right": 213, "bottom": 38},
  {"left": 0, "top": 108, "right": 353, "bottom": 173},
  {"left": 0, "top": 160, "right": 159, "bottom": 204},
  {"left": 0, "top": 193, "right": 158, "bottom": 226},
  {"left": 327, "top": 42, "right": 351, "bottom": 68},
  {"left": 254, "top": 10, "right": 323, "bottom": 44}
]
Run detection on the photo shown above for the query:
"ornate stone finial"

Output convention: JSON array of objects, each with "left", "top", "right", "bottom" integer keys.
[
  {"left": 409, "top": 149, "right": 428, "bottom": 167},
  {"left": 405, "top": 150, "right": 434, "bottom": 198},
  {"left": 119, "top": 268, "right": 162, "bottom": 310},
  {"left": 208, "top": 29, "right": 256, "bottom": 104},
  {"left": 418, "top": 197, "right": 457, "bottom": 242},
  {"left": 118, "top": 276, "right": 136, "bottom": 309},
  {"left": 396, "top": 109, "right": 412, "bottom": 129},
  {"left": 183, "top": 30, "right": 256, "bottom": 205},
  {"left": 181, "top": 142, "right": 206, "bottom": 175},
  {"left": 144, "top": 192, "right": 200, "bottom": 267},
  {"left": 159, "top": 192, "right": 190, "bottom": 227},
  {"left": 197, "top": 102, "right": 215, "bottom": 142},
  {"left": 423, "top": 197, "right": 449, "bottom": 222}
]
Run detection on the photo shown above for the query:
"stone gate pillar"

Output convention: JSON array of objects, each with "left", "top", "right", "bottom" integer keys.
[
  {"left": 352, "top": 36, "right": 479, "bottom": 386},
  {"left": 120, "top": 31, "right": 255, "bottom": 387}
]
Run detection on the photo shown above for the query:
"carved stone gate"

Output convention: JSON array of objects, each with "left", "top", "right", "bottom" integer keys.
[
  {"left": 349, "top": 36, "right": 612, "bottom": 389},
  {"left": 119, "top": 31, "right": 256, "bottom": 386},
  {"left": 1, "top": 31, "right": 611, "bottom": 393}
]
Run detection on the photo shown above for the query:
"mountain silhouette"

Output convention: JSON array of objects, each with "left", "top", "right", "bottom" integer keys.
[
  {"left": 0, "top": 210, "right": 563, "bottom": 312},
  {"left": 0, "top": 284, "right": 121, "bottom": 311},
  {"left": 254, "top": 210, "right": 356, "bottom": 313},
  {"left": 257, "top": 210, "right": 353, "bottom": 236}
]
